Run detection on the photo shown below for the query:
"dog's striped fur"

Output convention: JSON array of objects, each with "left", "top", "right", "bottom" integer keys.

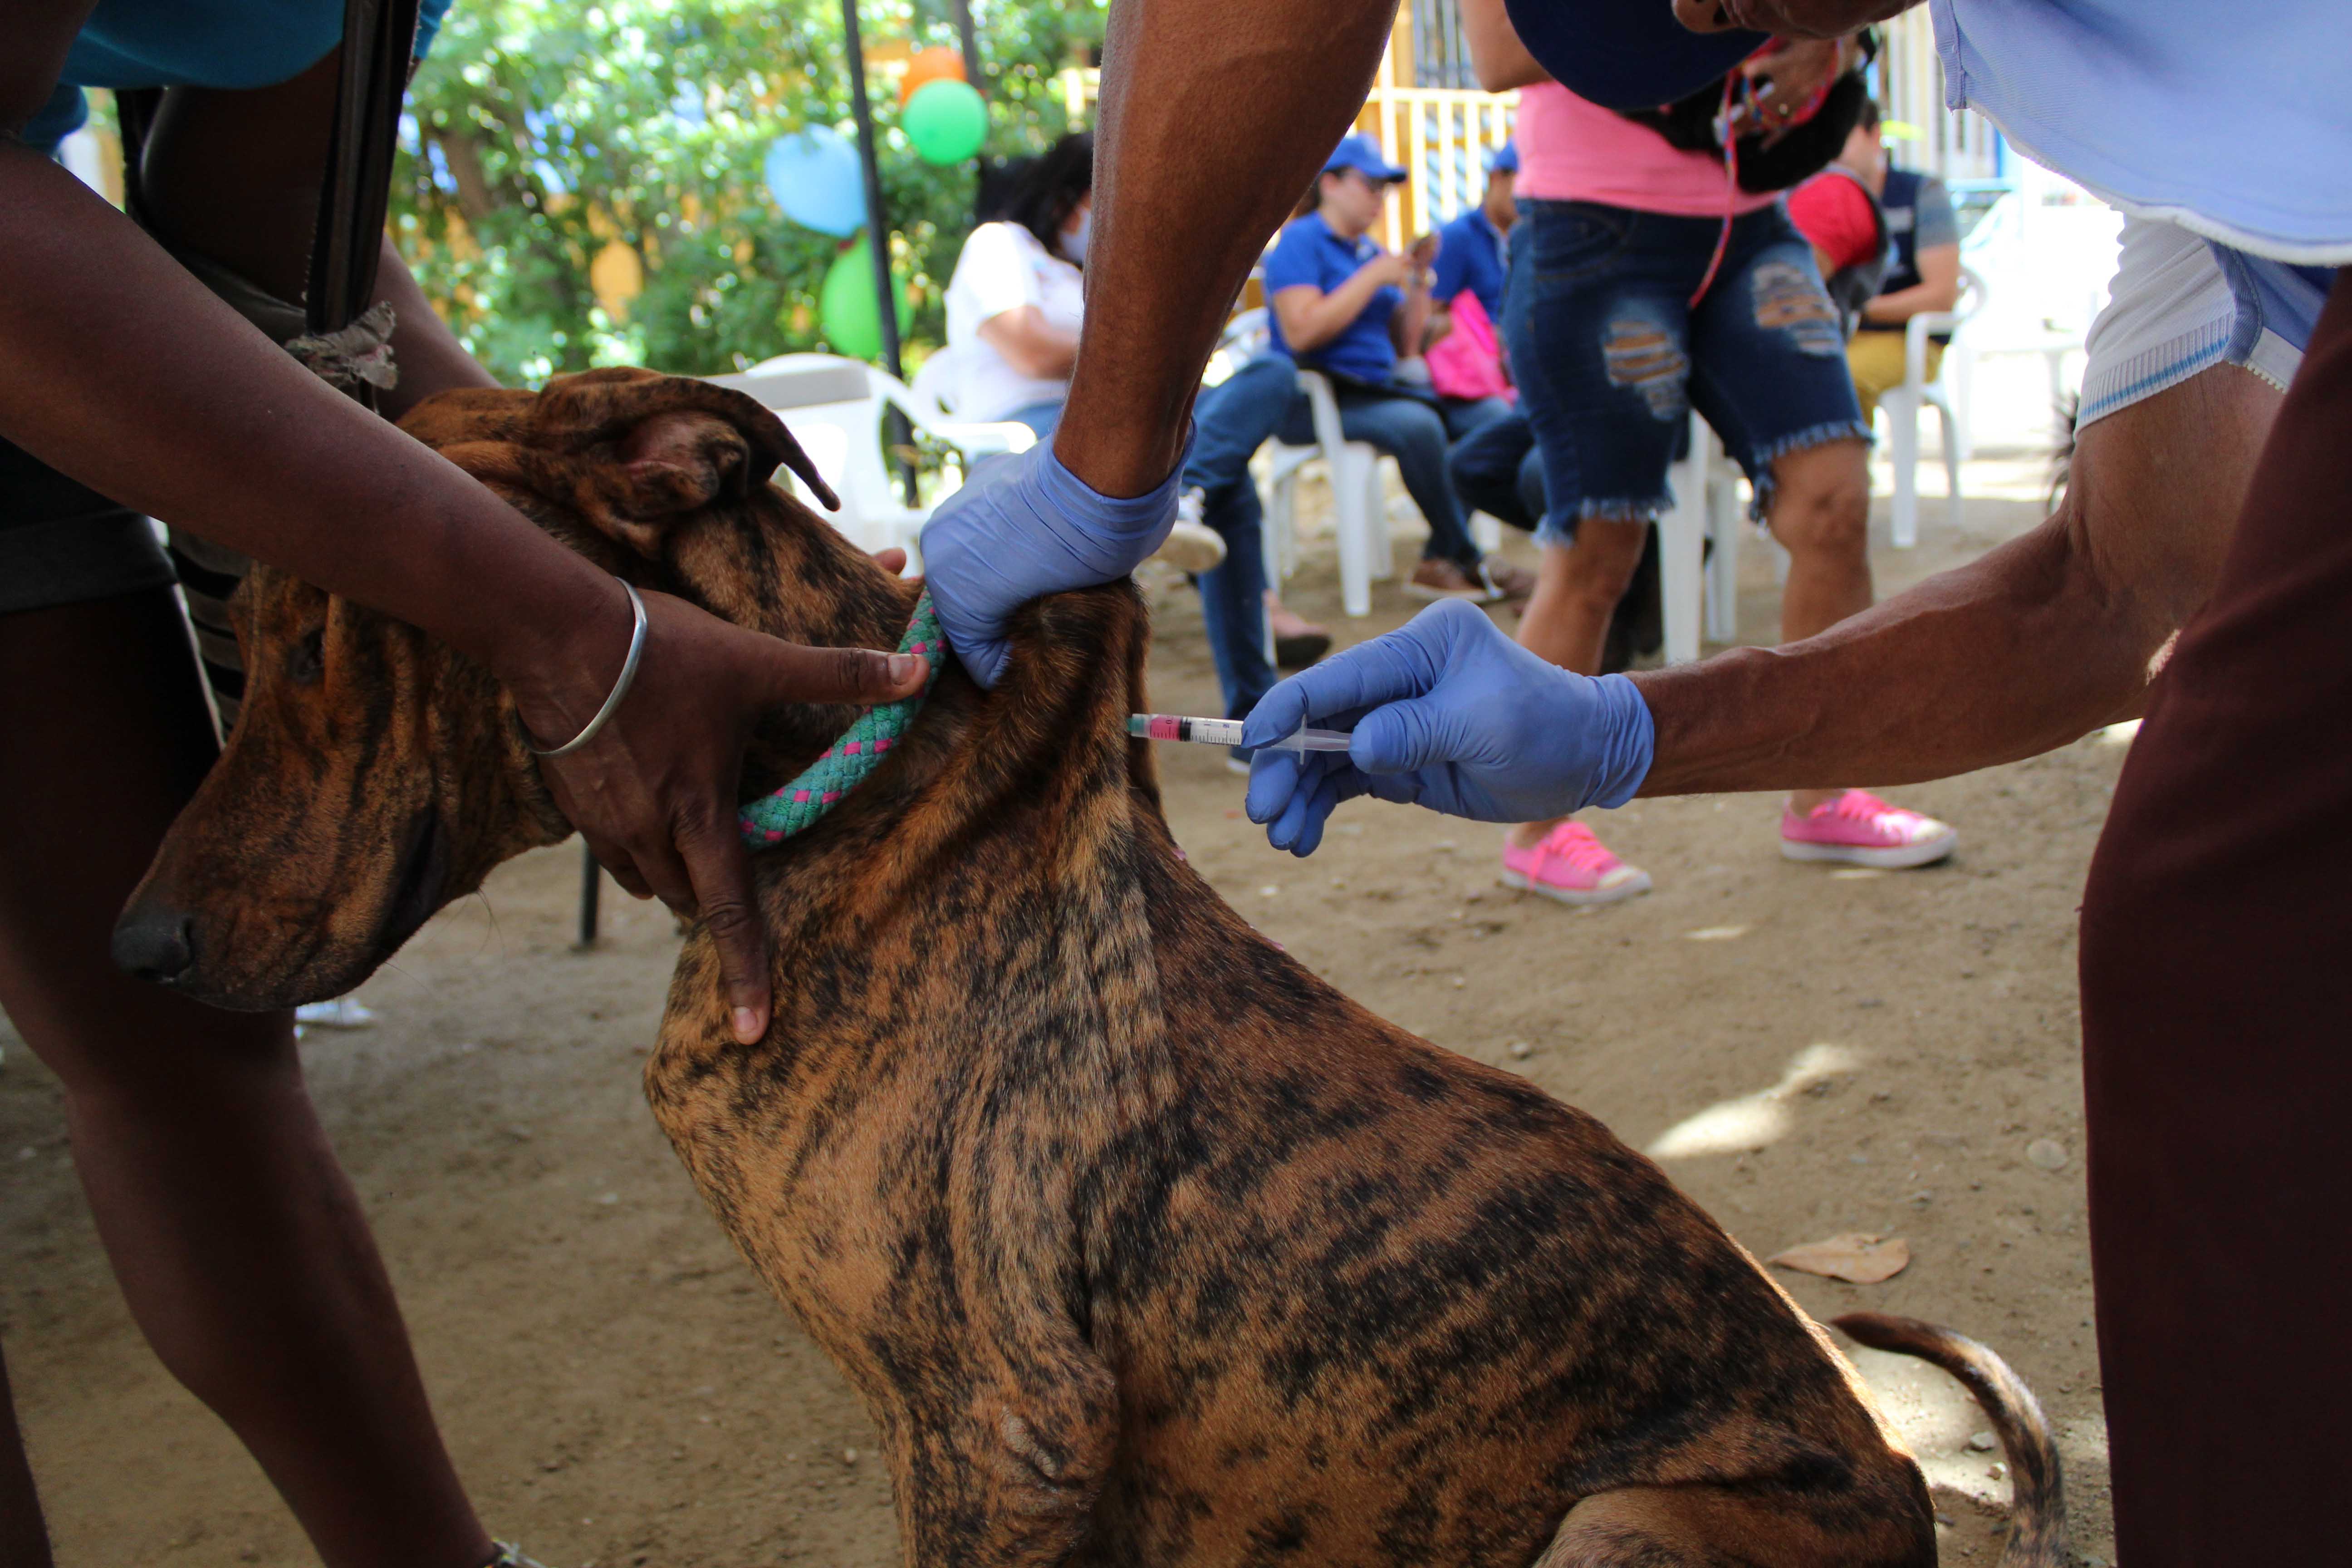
[{"left": 127, "top": 369, "right": 2061, "bottom": 1566}]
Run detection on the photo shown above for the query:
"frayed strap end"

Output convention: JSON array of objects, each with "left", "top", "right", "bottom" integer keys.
[{"left": 287, "top": 301, "right": 400, "bottom": 391}]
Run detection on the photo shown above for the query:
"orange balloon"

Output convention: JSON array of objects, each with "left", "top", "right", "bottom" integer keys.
[{"left": 899, "top": 46, "right": 967, "bottom": 104}]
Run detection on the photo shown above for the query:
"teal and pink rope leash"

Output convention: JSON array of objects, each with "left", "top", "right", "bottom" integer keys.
[{"left": 736, "top": 590, "right": 946, "bottom": 846}]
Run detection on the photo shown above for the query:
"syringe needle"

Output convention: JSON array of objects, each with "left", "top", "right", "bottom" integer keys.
[{"left": 1128, "top": 713, "right": 1355, "bottom": 753}]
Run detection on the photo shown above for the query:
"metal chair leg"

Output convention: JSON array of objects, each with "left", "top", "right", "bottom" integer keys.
[{"left": 576, "top": 842, "right": 601, "bottom": 950}]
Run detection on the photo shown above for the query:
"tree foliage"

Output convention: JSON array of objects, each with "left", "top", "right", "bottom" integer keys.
[{"left": 394, "top": 0, "right": 1102, "bottom": 385}]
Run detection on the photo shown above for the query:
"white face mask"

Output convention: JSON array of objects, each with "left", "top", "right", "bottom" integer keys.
[{"left": 1057, "top": 206, "right": 1091, "bottom": 265}]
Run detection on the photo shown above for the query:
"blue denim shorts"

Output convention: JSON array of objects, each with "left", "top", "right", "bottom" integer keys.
[{"left": 1502, "top": 198, "right": 1870, "bottom": 544}]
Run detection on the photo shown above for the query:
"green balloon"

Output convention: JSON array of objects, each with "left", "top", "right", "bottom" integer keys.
[
  {"left": 818, "top": 239, "right": 911, "bottom": 361},
  {"left": 904, "top": 78, "right": 988, "bottom": 166}
]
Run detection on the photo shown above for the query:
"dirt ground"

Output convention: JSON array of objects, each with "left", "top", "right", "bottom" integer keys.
[{"left": 3, "top": 454, "right": 2122, "bottom": 1567}]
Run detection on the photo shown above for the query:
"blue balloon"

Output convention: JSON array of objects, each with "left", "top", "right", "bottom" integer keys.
[{"left": 764, "top": 127, "right": 867, "bottom": 238}]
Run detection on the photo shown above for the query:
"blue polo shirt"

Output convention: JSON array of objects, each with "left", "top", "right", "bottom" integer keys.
[
  {"left": 27, "top": 0, "right": 456, "bottom": 152},
  {"left": 1263, "top": 213, "right": 1402, "bottom": 384},
  {"left": 1431, "top": 208, "right": 1507, "bottom": 321}
]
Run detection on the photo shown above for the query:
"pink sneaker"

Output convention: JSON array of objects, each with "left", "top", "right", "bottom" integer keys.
[
  {"left": 1499, "top": 821, "right": 1652, "bottom": 906},
  {"left": 1779, "top": 789, "right": 1957, "bottom": 869}
]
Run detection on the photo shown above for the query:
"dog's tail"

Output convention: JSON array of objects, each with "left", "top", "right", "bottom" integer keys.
[{"left": 1834, "top": 1312, "right": 2066, "bottom": 1568}]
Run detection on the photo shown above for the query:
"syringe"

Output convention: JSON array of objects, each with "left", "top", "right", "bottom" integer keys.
[{"left": 1128, "top": 713, "right": 1355, "bottom": 752}]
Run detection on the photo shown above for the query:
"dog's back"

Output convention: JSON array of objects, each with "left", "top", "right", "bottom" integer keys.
[{"left": 1097, "top": 863, "right": 1936, "bottom": 1562}]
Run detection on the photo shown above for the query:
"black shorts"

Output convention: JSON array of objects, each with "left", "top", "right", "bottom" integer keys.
[
  {"left": 2, "top": 215, "right": 307, "bottom": 619},
  {"left": 0, "top": 436, "right": 176, "bottom": 615},
  {"left": 2, "top": 245, "right": 295, "bottom": 727}
]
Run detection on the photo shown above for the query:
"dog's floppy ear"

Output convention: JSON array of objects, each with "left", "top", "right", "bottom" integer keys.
[{"left": 517, "top": 368, "right": 840, "bottom": 556}]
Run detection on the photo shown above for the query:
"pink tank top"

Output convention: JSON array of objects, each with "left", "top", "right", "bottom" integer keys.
[{"left": 1513, "top": 81, "right": 1776, "bottom": 220}]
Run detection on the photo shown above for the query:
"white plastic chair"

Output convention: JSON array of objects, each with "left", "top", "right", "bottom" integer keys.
[
  {"left": 1210, "top": 309, "right": 1307, "bottom": 586},
  {"left": 1657, "top": 411, "right": 1746, "bottom": 664},
  {"left": 1265, "top": 369, "right": 1395, "bottom": 618},
  {"left": 907, "top": 347, "right": 962, "bottom": 417},
  {"left": 707, "top": 353, "right": 1034, "bottom": 566},
  {"left": 1881, "top": 266, "right": 1984, "bottom": 549}
]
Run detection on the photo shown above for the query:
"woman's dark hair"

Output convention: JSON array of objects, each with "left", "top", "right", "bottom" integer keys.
[
  {"left": 990, "top": 131, "right": 1093, "bottom": 257},
  {"left": 974, "top": 156, "right": 1030, "bottom": 226}
]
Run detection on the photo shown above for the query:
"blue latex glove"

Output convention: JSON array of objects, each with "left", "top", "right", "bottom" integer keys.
[
  {"left": 921, "top": 435, "right": 1188, "bottom": 688},
  {"left": 1241, "top": 599, "right": 1656, "bottom": 856}
]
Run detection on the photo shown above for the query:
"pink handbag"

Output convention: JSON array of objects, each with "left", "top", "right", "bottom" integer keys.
[{"left": 1425, "top": 291, "right": 1515, "bottom": 404}]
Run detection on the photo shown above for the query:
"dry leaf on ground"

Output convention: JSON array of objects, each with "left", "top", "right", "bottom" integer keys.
[{"left": 1769, "top": 1232, "right": 1911, "bottom": 1284}]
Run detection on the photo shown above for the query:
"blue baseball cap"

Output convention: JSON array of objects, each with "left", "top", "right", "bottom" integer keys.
[
  {"left": 1324, "top": 133, "right": 1407, "bottom": 184},
  {"left": 1486, "top": 142, "right": 1520, "bottom": 176},
  {"left": 1502, "top": 0, "right": 1767, "bottom": 111}
]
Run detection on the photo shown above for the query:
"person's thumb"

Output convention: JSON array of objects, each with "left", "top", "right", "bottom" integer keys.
[
  {"left": 1348, "top": 694, "right": 1468, "bottom": 776},
  {"left": 753, "top": 633, "right": 930, "bottom": 709}
]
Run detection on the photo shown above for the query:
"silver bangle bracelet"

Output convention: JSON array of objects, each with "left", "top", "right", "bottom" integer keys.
[{"left": 530, "top": 579, "right": 647, "bottom": 758}]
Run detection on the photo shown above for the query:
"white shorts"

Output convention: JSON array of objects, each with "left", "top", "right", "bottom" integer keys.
[{"left": 2078, "top": 217, "right": 2311, "bottom": 429}]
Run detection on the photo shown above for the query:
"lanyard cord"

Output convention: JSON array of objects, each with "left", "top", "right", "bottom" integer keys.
[{"left": 1688, "top": 72, "right": 1743, "bottom": 309}]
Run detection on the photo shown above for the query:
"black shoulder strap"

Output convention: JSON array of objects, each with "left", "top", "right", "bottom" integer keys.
[
  {"left": 114, "top": 0, "right": 421, "bottom": 356},
  {"left": 306, "top": 0, "right": 423, "bottom": 337}
]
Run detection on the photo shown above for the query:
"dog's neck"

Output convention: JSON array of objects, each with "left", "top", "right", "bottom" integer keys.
[
  {"left": 647, "top": 573, "right": 1183, "bottom": 1095},
  {"left": 635, "top": 490, "right": 926, "bottom": 802}
]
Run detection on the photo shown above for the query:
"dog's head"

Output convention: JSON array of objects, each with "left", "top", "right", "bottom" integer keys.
[{"left": 115, "top": 368, "right": 911, "bottom": 1009}]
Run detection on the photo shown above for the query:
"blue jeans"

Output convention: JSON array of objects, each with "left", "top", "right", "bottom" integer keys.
[
  {"left": 1002, "top": 399, "right": 1065, "bottom": 439},
  {"left": 1441, "top": 394, "right": 1515, "bottom": 441},
  {"left": 1503, "top": 199, "right": 1869, "bottom": 544},
  {"left": 1449, "top": 408, "right": 1546, "bottom": 534},
  {"left": 1274, "top": 383, "right": 1485, "bottom": 569},
  {"left": 1181, "top": 351, "right": 1297, "bottom": 719}
]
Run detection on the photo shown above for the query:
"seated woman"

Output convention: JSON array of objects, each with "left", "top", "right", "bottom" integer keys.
[
  {"left": 1787, "top": 99, "right": 1964, "bottom": 419},
  {"left": 1263, "top": 136, "right": 1533, "bottom": 603},
  {"left": 944, "top": 132, "right": 1091, "bottom": 437}
]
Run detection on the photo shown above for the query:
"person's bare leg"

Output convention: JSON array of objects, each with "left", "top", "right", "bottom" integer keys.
[
  {"left": 1633, "top": 364, "right": 2280, "bottom": 797},
  {"left": 1509, "top": 520, "right": 1648, "bottom": 850},
  {"left": 0, "top": 590, "right": 492, "bottom": 1568},
  {"left": 1764, "top": 437, "right": 1872, "bottom": 815},
  {"left": 0, "top": 1345, "right": 52, "bottom": 1568}
]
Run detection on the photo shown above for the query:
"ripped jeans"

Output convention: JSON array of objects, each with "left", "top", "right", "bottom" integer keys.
[{"left": 1502, "top": 198, "right": 1869, "bottom": 545}]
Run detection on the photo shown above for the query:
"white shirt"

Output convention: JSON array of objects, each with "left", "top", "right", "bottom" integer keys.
[
  {"left": 943, "top": 221, "right": 1085, "bottom": 421},
  {"left": 1930, "top": 0, "right": 2349, "bottom": 264}
]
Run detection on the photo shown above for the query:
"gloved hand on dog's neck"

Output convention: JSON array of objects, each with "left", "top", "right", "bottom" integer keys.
[{"left": 921, "top": 434, "right": 1191, "bottom": 688}]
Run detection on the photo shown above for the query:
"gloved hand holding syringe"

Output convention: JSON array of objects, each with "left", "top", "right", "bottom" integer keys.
[{"left": 1128, "top": 713, "right": 1353, "bottom": 752}]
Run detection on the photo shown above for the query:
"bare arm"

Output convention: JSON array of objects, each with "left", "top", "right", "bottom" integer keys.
[
  {"left": 1421, "top": 302, "right": 1455, "bottom": 352},
  {"left": 1392, "top": 270, "right": 1435, "bottom": 358},
  {"left": 1674, "top": 0, "right": 1915, "bottom": 41},
  {"left": 1271, "top": 251, "right": 1406, "bottom": 353},
  {"left": 1461, "top": 0, "right": 1552, "bottom": 92},
  {"left": 0, "top": 145, "right": 625, "bottom": 735},
  {"left": 1053, "top": 0, "right": 1401, "bottom": 497},
  {"left": 975, "top": 304, "right": 1081, "bottom": 380},
  {"left": 2, "top": 17, "right": 921, "bottom": 1041},
  {"left": 1862, "top": 241, "right": 1961, "bottom": 327},
  {"left": 1629, "top": 368, "right": 2274, "bottom": 792},
  {"left": 375, "top": 237, "right": 501, "bottom": 414}
]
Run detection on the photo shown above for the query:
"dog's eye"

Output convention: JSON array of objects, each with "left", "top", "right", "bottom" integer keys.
[{"left": 289, "top": 627, "right": 326, "bottom": 685}]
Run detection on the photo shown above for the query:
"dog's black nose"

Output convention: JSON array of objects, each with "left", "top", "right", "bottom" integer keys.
[{"left": 113, "top": 904, "right": 196, "bottom": 985}]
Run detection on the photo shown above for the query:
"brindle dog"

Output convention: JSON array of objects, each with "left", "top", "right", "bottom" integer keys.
[{"left": 120, "top": 369, "right": 2062, "bottom": 1567}]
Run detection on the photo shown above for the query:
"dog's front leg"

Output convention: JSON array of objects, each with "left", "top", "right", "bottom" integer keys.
[{"left": 884, "top": 1330, "right": 1119, "bottom": 1567}]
